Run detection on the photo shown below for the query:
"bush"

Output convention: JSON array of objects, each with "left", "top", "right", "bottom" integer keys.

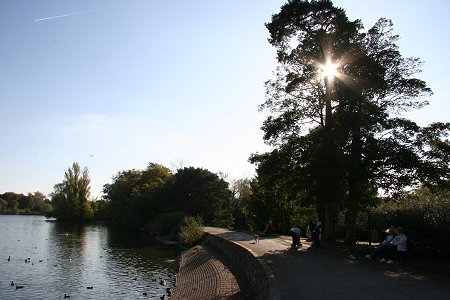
[
  {"left": 371, "top": 188, "right": 450, "bottom": 254},
  {"left": 179, "top": 216, "right": 204, "bottom": 246}
]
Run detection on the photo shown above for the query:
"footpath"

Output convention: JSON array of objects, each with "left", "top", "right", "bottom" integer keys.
[{"left": 173, "top": 227, "right": 450, "bottom": 300}]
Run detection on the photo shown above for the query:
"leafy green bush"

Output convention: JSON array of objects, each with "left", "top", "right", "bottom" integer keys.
[{"left": 179, "top": 216, "right": 204, "bottom": 245}]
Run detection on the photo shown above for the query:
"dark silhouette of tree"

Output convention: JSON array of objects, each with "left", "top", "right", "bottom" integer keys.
[
  {"left": 103, "top": 163, "right": 173, "bottom": 228},
  {"left": 259, "top": 0, "right": 446, "bottom": 243},
  {"left": 169, "top": 167, "right": 233, "bottom": 227}
]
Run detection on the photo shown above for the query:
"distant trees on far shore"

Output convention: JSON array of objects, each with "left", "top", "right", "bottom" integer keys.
[
  {"left": 0, "top": 191, "right": 52, "bottom": 215},
  {"left": 1, "top": 161, "right": 235, "bottom": 237}
]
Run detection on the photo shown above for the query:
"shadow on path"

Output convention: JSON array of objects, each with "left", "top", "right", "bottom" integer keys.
[{"left": 205, "top": 227, "right": 450, "bottom": 300}]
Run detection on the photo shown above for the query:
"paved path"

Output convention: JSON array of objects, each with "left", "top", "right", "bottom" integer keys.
[{"left": 204, "top": 227, "right": 450, "bottom": 300}]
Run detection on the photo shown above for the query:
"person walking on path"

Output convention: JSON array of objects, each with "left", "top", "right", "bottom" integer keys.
[
  {"left": 263, "top": 218, "right": 274, "bottom": 236},
  {"left": 307, "top": 220, "right": 314, "bottom": 241},
  {"left": 312, "top": 219, "right": 321, "bottom": 248}
]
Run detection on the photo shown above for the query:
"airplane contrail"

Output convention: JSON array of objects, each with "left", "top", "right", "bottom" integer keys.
[{"left": 34, "top": 10, "right": 92, "bottom": 22}]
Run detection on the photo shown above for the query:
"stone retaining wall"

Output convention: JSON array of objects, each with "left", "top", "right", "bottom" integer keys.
[
  {"left": 201, "top": 232, "right": 271, "bottom": 300},
  {"left": 171, "top": 244, "right": 242, "bottom": 300}
]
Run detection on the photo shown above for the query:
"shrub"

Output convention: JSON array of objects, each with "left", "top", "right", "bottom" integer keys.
[
  {"left": 371, "top": 188, "right": 450, "bottom": 254},
  {"left": 179, "top": 216, "right": 204, "bottom": 245}
]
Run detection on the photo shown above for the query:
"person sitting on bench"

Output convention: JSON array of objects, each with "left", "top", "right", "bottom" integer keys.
[
  {"left": 379, "top": 226, "right": 407, "bottom": 264},
  {"left": 365, "top": 226, "right": 396, "bottom": 261}
]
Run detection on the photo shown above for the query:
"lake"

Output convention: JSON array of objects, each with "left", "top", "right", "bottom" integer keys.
[{"left": 0, "top": 215, "right": 180, "bottom": 300}]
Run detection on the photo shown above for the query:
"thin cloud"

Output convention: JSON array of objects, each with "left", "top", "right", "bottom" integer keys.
[{"left": 34, "top": 11, "right": 92, "bottom": 22}]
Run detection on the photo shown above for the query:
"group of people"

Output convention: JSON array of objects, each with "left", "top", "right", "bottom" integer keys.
[
  {"left": 365, "top": 226, "right": 408, "bottom": 264},
  {"left": 264, "top": 219, "right": 406, "bottom": 262}
]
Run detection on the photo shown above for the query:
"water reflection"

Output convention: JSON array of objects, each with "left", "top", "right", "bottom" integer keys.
[{"left": 0, "top": 215, "right": 179, "bottom": 300}]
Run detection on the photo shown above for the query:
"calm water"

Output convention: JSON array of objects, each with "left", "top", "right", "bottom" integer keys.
[{"left": 0, "top": 215, "right": 180, "bottom": 300}]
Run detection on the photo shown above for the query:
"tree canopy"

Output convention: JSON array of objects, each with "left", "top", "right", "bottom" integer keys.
[
  {"left": 102, "top": 164, "right": 233, "bottom": 230},
  {"left": 255, "top": 0, "right": 449, "bottom": 243},
  {"left": 167, "top": 167, "right": 233, "bottom": 227},
  {"left": 102, "top": 163, "right": 174, "bottom": 228},
  {"left": 51, "top": 162, "right": 92, "bottom": 221}
]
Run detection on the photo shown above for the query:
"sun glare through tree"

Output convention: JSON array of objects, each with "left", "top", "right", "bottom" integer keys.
[{"left": 321, "top": 61, "right": 338, "bottom": 79}]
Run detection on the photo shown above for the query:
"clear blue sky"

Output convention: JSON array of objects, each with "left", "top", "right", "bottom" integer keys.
[{"left": 1, "top": 0, "right": 449, "bottom": 198}]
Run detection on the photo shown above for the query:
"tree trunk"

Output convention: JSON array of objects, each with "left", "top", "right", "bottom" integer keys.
[
  {"left": 345, "top": 126, "right": 363, "bottom": 244},
  {"left": 322, "top": 76, "right": 337, "bottom": 241},
  {"left": 324, "top": 191, "right": 335, "bottom": 241},
  {"left": 345, "top": 183, "right": 359, "bottom": 244}
]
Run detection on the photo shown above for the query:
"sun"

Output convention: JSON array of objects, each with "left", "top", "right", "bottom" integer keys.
[{"left": 321, "top": 61, "right": 338, "bottom": 79}]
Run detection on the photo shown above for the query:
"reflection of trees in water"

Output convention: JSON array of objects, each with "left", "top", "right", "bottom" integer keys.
[
  {"left": 103, "top": 225, "right": 180, "bottom": 298},
  {"left": 106, "top": 225, "right": 154, "bottom": 248},
  {"left": 46, "top": 221, "right": 90, "bottom": 295},
  {"left": 49, "top": 221, "right": 86, "bottom": 260},
  {"left": 106, "top": 225, "right": 180, "bottom": 272},
  {"left": 0, "top": 216, "right": 180, "bottom": 298}
]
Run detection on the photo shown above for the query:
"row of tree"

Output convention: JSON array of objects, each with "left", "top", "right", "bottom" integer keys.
[
  {"left": 0, "top": 192, "right": 52, "bottom": 215},
  {"left": 0, "top": 191, "right": 52, "bottom": 215},
  {"left": 250, "top": 0, "right": 449, "bottom": 243},
  {"left": 4, "top": 1, "right": 449, "bottom": 251},
  {"left": 4, "top": 157, "right": 449, "bottom": 249},
  {"left": 49, "top": 162, "right": 235, "bottom": 233},
  {"left": 103, "top": 163, "right": 234, "bottom": 230}
]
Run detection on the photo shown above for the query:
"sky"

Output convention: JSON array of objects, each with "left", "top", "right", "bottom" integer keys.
[{"left": 1, "top": 0, "right": 449, "bottom": 199}]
